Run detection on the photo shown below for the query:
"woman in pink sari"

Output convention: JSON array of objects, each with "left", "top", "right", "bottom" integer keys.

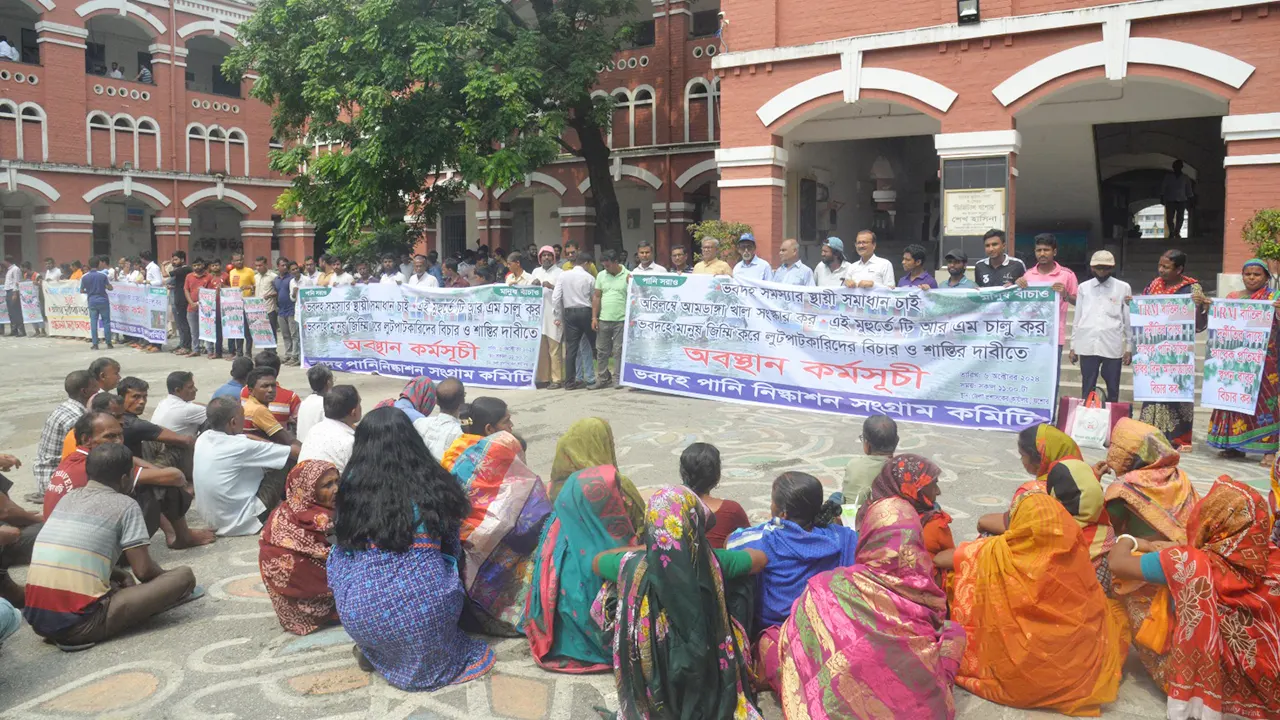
[{"left": 777, "top": 497, "right": 966, "bottom": 719}]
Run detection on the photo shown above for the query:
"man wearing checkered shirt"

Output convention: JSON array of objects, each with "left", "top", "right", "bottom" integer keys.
[{"left": 32, "top": 371, "right": 99, "bottom": 495}]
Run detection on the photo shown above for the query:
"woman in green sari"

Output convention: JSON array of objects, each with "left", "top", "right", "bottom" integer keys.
[{"left": 549, "top": 418, "right": 644, "bottom": 518}]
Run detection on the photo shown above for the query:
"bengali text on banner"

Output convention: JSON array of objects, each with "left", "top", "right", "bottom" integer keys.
[
  {"left": 41, "top": 280, "right": 90, "bottom": 338},
  {"left": 197, "top": 288, "right": 218, "bottom": 343},
  {"left": 107, "top": 283, "right": 169, "bottom": 343},
  {"left": 297, "top": 283, "right": 544, "bottom": 389},
  {"left": 220, "top": 288, "right": 245, "bottom": 340},
  {"left": 1129, "top": 295, "right": 1197, "bottom": 403},
  {"left": 1201, "top": 298, "right": 1275, "bottom": 414},
  {"left": 18, "top": 281, "right": 43, "bottom": 324},
  {"left": 244, "top": 297, "right": 276, "bottom": 348},
  {"left": 619, "top": 275, "right": 1060, "bottom": 431}
]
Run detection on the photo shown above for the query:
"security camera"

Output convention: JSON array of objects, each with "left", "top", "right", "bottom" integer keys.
[{"left": 718, "top": 11, "right": 725, "bottom": 18}]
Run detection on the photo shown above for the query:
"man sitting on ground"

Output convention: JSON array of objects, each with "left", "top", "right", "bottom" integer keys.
[
  {"left": 31, "top": 370, "right": 99, "bottom": 502},
  {"left": 241, "top": 368, "right": 303, "bottom": 455},
  {"left": 298, "top": 385, "right": 361, "bottom": 472},
  {"left": 24, "top": 444, "right": 199, "bottom": 650},
  {"left": 843, "top": 414, "right": 899, "bottom": 508},
  {"left": 212, "top": 356, "right": 255, "bottom": 400},
  {"left": 151, "top": 371, "right": 207, "bottom": 437},
  {"left": 0, "top": 453, "right": 42, "bottom": 608},
  {"left": 192, "top": 397, "right": 296, "bottom": 536},
  {"left": 296, "top": 363, "right": 332, "bottom": 443},
  {"left": 117, "top": 377, "right": 195, "bottom": 461},
  {"left": 59, "top": 391, "right": 125, "bottom": 460},
  {"left": 414, "top": 377, "right": 466, "bottom": 461},
  {"left": 89, "top": 356, "right": 122, "bottom": 396},
  {"left": 239, "top": 351, "right": 300, "bottom": 432}
]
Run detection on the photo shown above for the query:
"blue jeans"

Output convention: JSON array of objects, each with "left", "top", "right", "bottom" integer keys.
[
  {"left": 577, "top": 335, "right": 595, "bottom": 383},
  {"left": 89, "top": 302, "right": 112, "bottom": 346}
]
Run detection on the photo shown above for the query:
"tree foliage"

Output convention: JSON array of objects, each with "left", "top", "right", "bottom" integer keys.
[
  {"left": 1242, "top": 208, "right": 1280, "bottom": 261},
  {"left": 228, "top": 0, "right": 640, "bottom": 249}
]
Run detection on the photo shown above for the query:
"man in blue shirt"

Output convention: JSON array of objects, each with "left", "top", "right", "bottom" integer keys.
[
  {"left": 426, "top": 251, "right": 444, "bottom": 285},
  {"left": 772, "top": 238, "right": 815, "bottom": 286},
  {"left": 897, "top": 243, "right": 937, "bottom": 288},
  {"left": 79, "top": 255, "right": 114, "bottom": 350},
  {"left": 272, "top": 258, "right": 298, "bottom": 366},
  {"left": 940, "top": 249, "right": 978, "bottom": 289},
  {"left": 732, "top": 233, "right": 772, "bottom": 282},
  {"left": 211, "top": 356, "right": 254, "bottom": 400}
]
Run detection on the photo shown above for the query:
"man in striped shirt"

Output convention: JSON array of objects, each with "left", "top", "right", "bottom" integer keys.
[{"left": 31, "top": 371, "right": 98, "bottom": 499}]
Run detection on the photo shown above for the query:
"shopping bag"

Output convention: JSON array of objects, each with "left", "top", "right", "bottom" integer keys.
[{"left": 1069, "top": 392, "right": 1112, "bottom": 449}]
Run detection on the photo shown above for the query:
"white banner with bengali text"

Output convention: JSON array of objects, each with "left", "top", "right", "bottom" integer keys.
[
  {"left": 1202, "top": 298, "right": 1275, "bottom": 414},
  {"left": 18, "top": 281, "right": 42, "bottom": 324},
  {"left": 198, "top": 288, "right": 218, "bottom": 343},
  {"left": 1129, "top": 295, "right": 1197, "bottom": 403},
  {"left": 244, "top": 297, "right": 276, "bottom": 348},
  {"left": 220, "top": 288, "right": 245, "bottom": 340},
  {"left": 42, "top": 280, "right": 90, "bottom": 338},
  {"left": 106, "top": 283, "right": 169, "bottom": 343}
]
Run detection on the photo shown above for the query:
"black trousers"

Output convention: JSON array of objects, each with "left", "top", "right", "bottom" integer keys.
[
  {"left": 174, "top": 304, "right": 192, "bottom": 350},
  {"left": 1080, "top": 355, "right": 1123, "bottom": 403},
  {"left": 562, "top": 307, "right": 596, "bottom": 384},
  {"left": 5, "top": 290, "right": 23, "bottom": 335}
]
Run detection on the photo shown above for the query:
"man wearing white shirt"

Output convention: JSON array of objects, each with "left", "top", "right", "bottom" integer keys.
[
  {"left": 414, "top": 378, "right": 465, "bottom": 460},
  {"left": 43, "top": 257, "right": 62, "bottom": 282},
  {"left": 328, "top": 258, "right": 355, "bottom": 287},
  {"left": 192, "top": 397, "right": 296, "bottom": 536},
  {"left": 0, "top": 36, "right": 16, "bottom": 62},
  {"left": 298, "top": 385, "right": 360, "bottom": 472},
  {"left": 1070, "top": 251, "right": 1133, "bottom": 403},
  {"left": 297, "top": 364, "right": 332, "bottom": 443},
  {"left": 505, "top": 252, "right": 535, "bottom": 286},
  {"left": 377, "top": 254, "right": 405, "bottom": 285},
  {"left": 298, "top": 256, "right": 320, "bottom": 288},
  {"left": 405, "top": 254, "right": 439, "bottom": 288},
  {"left": 529, "top": 246, "right": 564, "bottom": 387},
  {"left": 2, "top": 256, "right": 22, "bottom": 336},
  {"left": 772, "top": 238, "right": 815, "bottom": 286},
  {"left": 630, "top": 242, "right": 666, "bottom": 275},
  {"left": 552, "top": 252, "right": 597, "bottom": 390},
  {"left": 107, "top": 62, "right": 124, "bottom": 79},
  {"left": 844, "top": 230, "right": 895, "bottom": 289},
  {"left": 151, "top": 371, "right": 208, "bottom": 437},
  {"left": 142, "top": 251, "right": 164, "bottom": 287},
  {"left": 731, "top": 233, "right": 772, "bottom": 282},
  {"left": 814, "top": 237, "right": 852, "bottom": 287}
]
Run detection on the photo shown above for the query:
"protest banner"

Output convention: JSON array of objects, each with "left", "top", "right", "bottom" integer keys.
[
  {"left": 42, "top": 280, "right": 90, "bottom": 338},
  {"left": 220, "top": 288, "right": 245, "bottom": 340},
  {"left": 18, "top": 281, "right": 42, "bottom": 324},
  {"left": 198, "top": 288, "right": 218, "bottom": 342},
  {"left": 107, "top": 283, "right": 169, "bottom": 343},
  {"left": 1202, "top": 298, "right": 1276, "bottom": 413},
  {"left": 618, "top": 275, "right": 1060, "bottom": 431},
  {"left": 244, "top": 297, "right": 276, "bottom": 348},
  {"left": 298, "top": 283, "right": 543, "bottom": 388},
  {"left": 1129, "top": 295, "right": 1197, "bottom": 403},
  {"left": 0, "top": 290, "right": 7, "bottom": 325}
]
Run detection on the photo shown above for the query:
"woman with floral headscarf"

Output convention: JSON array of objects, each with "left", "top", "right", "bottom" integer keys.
[
  {"left": 593, "top": 486, "right": 766, "bottom": 719},
  {"left": 861, "top": 455, "right": 954, "bottom": 578},
  {"left": 1207, "top": 259, "right": 1280, "bottom": 464},
  {"left": 375, "top": 376, "right": 437, "bottom": 422},
  {"left": 1108, "top": 477, "right": 1280, "bottom": 719},
  {"left": 259, "top": 460, "right": 340, "bottom": 635}
]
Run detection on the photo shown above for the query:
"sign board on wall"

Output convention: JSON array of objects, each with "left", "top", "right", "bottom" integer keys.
[{"left": 943, "top": 188, "right": 1006, "bottom": 237}]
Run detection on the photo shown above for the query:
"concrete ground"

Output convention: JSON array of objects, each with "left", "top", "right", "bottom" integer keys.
[{"left": 0, "top": 334, "right": 1269, "bottom": 719}]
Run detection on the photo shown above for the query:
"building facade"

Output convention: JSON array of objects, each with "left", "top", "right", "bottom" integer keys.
[
  {"left": 0, "top": 0, "right": 315, "bottom": 269},
  {"left": 705, "top": 0, "right": 1280, "bottom": 289}
]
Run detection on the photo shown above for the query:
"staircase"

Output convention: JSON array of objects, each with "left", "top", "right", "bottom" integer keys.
[{"left": 1116, "top": 235, "right": 1224, "bottom": 295}]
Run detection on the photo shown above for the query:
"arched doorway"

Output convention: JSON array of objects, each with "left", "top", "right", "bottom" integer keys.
[
  {"left": 0, "top": 189, "right": 39, "bottom": 264},
  {"left": 84, "top": 15, "right": 155, "bottom": 80},
  {"left": 184, "top": 35, "right": 239, "bottom": 98},
  {"left": 188, "top": 200, "right": 244, "bottom": 267},
  {"left": 0, "top": 0, "right": 40, "bottom": 65}
]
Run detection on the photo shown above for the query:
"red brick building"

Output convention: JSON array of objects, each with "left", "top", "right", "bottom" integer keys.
[
  {"left": 0, "top": 0, "right": 315, "bottom": 269},
  {"left": 708, "top": 0, "right": 1280, "bottom": 290}
]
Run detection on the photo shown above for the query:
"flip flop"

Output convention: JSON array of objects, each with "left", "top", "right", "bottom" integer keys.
[
  {"left": 55, "top": 641, "right": 97, "bottom": 653},
  {"left": 163, "top": 585, "right": 207, "bottom": 613}
]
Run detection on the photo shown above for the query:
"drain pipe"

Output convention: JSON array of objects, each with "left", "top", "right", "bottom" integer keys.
[{"left": 168, "top": 2, "right": 179, "bottom": 256}]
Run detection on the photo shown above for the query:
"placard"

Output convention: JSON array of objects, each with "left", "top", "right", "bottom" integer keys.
[
  {"left": 106, "top": 283, "right": 169, "bottom": 343},
  {"left": 244, "top": 297, "right": 276, "bottom": 348},
  {"left": 220, "top": 287, "right": 245, "bottom": 340},
  {"left": 944, "top": 188, "right": 1006, "bottom": 237},
  {"left": 1202, "top": 298, "right": 1275, "bottom": 414},
  {"left": 1129, "top": 295, "right": 1197, "bottom": 403},
  {"left": 18, "top": 281, "right": 42, "bottom": 324},
  {"left": 42, "top": 280, "right": 90, "bottom": 338},
  {"left": 198, "top": 288, "right": 218, "bottom": 342}
]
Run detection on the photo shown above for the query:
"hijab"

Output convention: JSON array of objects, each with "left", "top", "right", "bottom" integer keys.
[
  {"left": 376, "top": 376, "right": 437, "bottom": 415},
  {"left": 549, "top": 418, "right": 644, "bottom": 529},
  {"left": 262, "top": 460, "right": 336, "bottom": 561}
]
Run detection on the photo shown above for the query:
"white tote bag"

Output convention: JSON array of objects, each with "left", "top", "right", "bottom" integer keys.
[{"left": 1069, "top": 393, "right": 1112, "bottom": 450}]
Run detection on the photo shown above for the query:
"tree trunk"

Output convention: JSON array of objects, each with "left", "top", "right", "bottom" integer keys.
[{"left": 570, "top": 114, "right": 624, "bottom": 253}]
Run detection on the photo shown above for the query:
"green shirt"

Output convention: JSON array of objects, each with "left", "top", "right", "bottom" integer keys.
[
  {"left": 842, "top": 454, "right": 889, "bottom": 507},
  {"left": 595, "top": 267, "right": 630, "bottom": 322},
  {"left": 595, "top": 548, "right": 754, "bottom": 582}
]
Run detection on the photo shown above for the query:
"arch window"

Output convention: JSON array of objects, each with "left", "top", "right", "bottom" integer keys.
[
  {"left": 3, "top": 100, "right": 48, "bottom": 161},
  {"left": 632, "top": 86, "right": 655, "bottom": 147},
  {"left": 85, "top": 111, "right": 159, "bottom": 168},
  {"left": 684, "top": 77, "right": 718, "bottom": 143}
]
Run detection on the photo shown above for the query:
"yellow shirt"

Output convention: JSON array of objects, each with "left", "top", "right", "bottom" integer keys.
[
  {"left": 230, "top": 267, "right": 257, "bottom": 297},
  {"left": 693, "top": 260, "right": 734, "bottom": 276},
  {"left": 318, "top": 271, "right": 334, "bottom": 287},
  {"left": 562, "top": 260, "right": 597, "bottom": 276},
  {"left": 243, "top": 396, "right": 283, "bottom": 438},
  {"left": 70, "top": 270, "right": 83, "bottom": 280}
]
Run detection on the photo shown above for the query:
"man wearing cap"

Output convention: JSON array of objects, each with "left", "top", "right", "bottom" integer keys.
[
  {"left": 531, "top": 245, "right": 565, "bottom": 388},
  {"left": 732, "top": 233, "right": 771, "bottom": 282},
  {"left": 974, "top": 229, "right": 1025, "bottom": 287},
  {"left": 630, "top": 242, "right": 666, "bottom": 275},
  {"left": 815, "top": 237, "right": 851, "bottom": 287},
  {"left": 1070, "top": 250, "right": 1132, "bottom": 403},
  {"left": 844, "top": 230, "right": 895, "bottom": 289},
  {"left": 693, "top": 237, "right": 733, "bottom": 276},
  {"left": 772, "top": 238, "right": 814, "bottom": 286},
  {"left": 941, "top": 249, "right": 977, "bottom": 288}
]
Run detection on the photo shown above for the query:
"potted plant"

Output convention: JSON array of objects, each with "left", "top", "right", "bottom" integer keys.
[{"left": 1242, "top": 208, "right": 1280, "bottom": 276}]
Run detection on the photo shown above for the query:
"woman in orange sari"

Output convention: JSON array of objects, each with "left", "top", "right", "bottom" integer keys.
[{"left": 946, "top": 491, "right": 1128, "bottom": 716}]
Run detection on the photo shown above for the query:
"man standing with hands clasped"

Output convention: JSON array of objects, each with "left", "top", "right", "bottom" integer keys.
[
  {"left": 530, "top": 246, "right": 564, "bottom": 388},
  {"left": 590, "top": 250, "right": 629, "bottom": 391},
  {"left": 1069, "top": 251, "right": 1132, "bottom": 403}
]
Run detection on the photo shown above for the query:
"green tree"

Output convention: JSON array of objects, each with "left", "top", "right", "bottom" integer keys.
[{"left": 228, "top": 0, "right": 640, "bottom": 251}]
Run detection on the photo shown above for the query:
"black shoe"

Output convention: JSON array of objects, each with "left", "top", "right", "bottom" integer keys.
[
  {"left": 90, "top": 344, "right": 99, "bottom": 350},
  {"left": 106, "top": 343, "right": 114, "bottom": 349},
  {"left": 588, "top": 380, "right": 612, "bottom": 391},
  {"left": 564, "top": 381, "right": 584, "bottom": 391},
  {"left": 547, "top": 382, "right": 563, "bottom": 390}
]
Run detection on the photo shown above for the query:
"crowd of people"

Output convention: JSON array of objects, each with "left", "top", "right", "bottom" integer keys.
[{"left": 2, "top": 346, "right": 1279, "bottom": 719}]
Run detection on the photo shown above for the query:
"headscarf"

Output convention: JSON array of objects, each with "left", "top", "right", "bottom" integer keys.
[
  {"left": 1103, "top": 418, "right": 1197, "bottom": 543},
  {"left": 1145, "top": 273, "right": 1199, "bottom": 296},
  {"left": 259, "top": 460, "right": 338, "bottom": 635},
  {"left": 951, "top": 492, "right": 1127, "bottom": 716},
  {"left": 375, "top": 376, "right": 437, "bottom": 415},
  {"left": 1242, "top": 258, "right": 1272, "bottom": 278},
  {"left": 1156, "top": 477, "right": 1280, "bottom": 720},
  {"left": 449, "top": 432, "right": 552, "bottom": 636},
  {"left": 549, "top": 417, "right": 644, "bottom": 529},
  {"left": 778, "top": 498, "right": 966, "bottom": 720},
  {"left": 262, "top": 460, "right": 336, "bottom": 560},
  {"left": 864, "top": 454, "right": 953, "bottom": 549},
  {"left": 1034, "top": 424, "right": 1083, "bottom": 482},
  {"left": 610, "top": 486, "right": 761, "bottom": 720},
  {"left": 1013, "top": 424, "right": 1114, "bottom": 564}
]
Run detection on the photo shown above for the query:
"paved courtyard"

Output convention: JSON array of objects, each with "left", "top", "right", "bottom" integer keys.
[{"left": 0, "top": 334, "right": 1269, "bottom": 719}]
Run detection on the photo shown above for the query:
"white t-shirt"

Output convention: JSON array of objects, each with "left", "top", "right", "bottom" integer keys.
[
  {"left": 108, "top": 68, "right": 124, "bottom": 79},
  {"left": 297, "top": 418, "right": 356, "bottom": 472},
  {"left": 150, "top": 394, "right": 207, "bottom": 437},
  {"left": 406, "top": 272, "right": 439, "bottom": 288},
  {"left": 378, "top": 272, "right": 405, "bottom": 285},
  {"left": 846, "top": 254, "right": 895, "bottom": 289},
  {"left": 329, "top": 272, "right": 355, "bottom": 287},
  {"left": 296, "top": 393, "right": 325, "bottom": 443},
  {"left": 630, "top": 262, "right": 667, "bottom": 275},
  {"left": 414, "top": 414, "right": 462, "bottom": 463},
  {"left": 44, "top": 267, "right": 62, "bottom": 282},
  {"left": 814, "top": 261, "right": 852, "bottom": 287},
  {"left": 145, "top": 261, "right": 164, "bottom": 287},
  {"left": 192, "top": 430, "right": 292, "bottom": 536}
]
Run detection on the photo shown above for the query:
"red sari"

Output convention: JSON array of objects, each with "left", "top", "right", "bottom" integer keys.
[
  {"left": 1139, "top": 275, "right": 1206, "bottom": 447},
  {"left": 259, "top": 461, "right": 339, "bottom": 635},
  {"left": 1207, "top": 285, "right": 1280, "bottom": 453},
  {"left": 1157, "top": 477, "right": 1280, "bottom": 720}
]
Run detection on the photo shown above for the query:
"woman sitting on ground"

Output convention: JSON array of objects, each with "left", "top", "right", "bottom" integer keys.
[
  {"left": 1099, "top": 417, "right": 1198, "bottom": 690},
  {"left": 778, "top": 497, "right": 966, "bottom": 719},
  {"left": 525, "top": 456, "right": 644, "bottom": 672},
  {"left": 1108, "top": 477, "right": 1280, "bottom": 720},
  {"left": 861, "top": 454, "right": 954, "bottom": 590},
  {"left": 259, "top": 460, "right": 340, "bottom": 635},
  {"left": 546, "top": 417, "right": 644, "bottom": 521},
  {"left": 376, "top": 376, "right": 436, "bottom": 422},
  {"left": 943, "top": 491, "right": 1127, "bottom": 716},
  {"left": 593, "top": 486, "right": 766, "bottom": 719},
  {"left": 449, "top": 431, "right": 552, "bottom": 636},
  {"left": 727, "top": 472, "right": 855, "bottom": 692},
  {"left": 679, "top": 442, "right": 749, "bottom": 549},
  {"left": 327, "top": 407, "right": 495, "bottom": 690},
  {"left": 440, "top": 397, "right": 511, "bottom": 471}
]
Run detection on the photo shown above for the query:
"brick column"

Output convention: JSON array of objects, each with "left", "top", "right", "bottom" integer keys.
[
  {"left": 559, "top": 206, "right": 596, "bottom": 252},
  {"left": 1220, "top": 113, "right": 1280, "bottom": 294},
  {"left": 34, "top": 213, "right": 93, "bottom": 265},
  {"left": 475, "top": 207, "right": 512, "bottom": 251},
  {"left": 716, "top": 142, "right": 787, "bottom": 260},
  {"left": 240, "top": 219, "right": 275, "bottom": 261},
  {"left": 153, "top": 216, "right": 191, "bottom": 259},
  {"left": 279, "top": 219, "right": 315, "bottom": 262},
  {"left": 934, "top": 129, "right": 1020, "bottom": 261},
  {"left": 653, "top": 201, "right": 695, "bottom": 260}
]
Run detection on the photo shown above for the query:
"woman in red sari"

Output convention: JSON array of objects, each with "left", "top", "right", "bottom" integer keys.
[
  {"left": 259, "top": 460, "right": 340, "bottom": 635},
  {"left": 1108, "top": 476, "right": 1280, "bottom": 720},
  {"left": 1207, "top": 259, "right": 1280, "bottom": 465},
  {"left": 1138, "top": 249, "right": 1210, "bottom": 449}
]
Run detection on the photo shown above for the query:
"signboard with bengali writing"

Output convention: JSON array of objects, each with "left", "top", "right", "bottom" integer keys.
[
  {"left": 943, "top": 188, "right": 1006, "bottom": 237},
  {"left": 220, "top": 288, "right": 245, "bottom": 340},
  {"left": 1202, "top": 298, "right": 1275, "bottom": 414},
  {"left": 619, "top": 274, "right": 1059, "bottom": 432},
  {"left": 106, "top": 283, "right": 169, "bottom": 343},
  {"left": 1129, "top": 295, "right": 1197, "bottom": 403},
  {"left": 244, "top": 297, "right": 276, "bottom": 348},
  {"left": 198, "top": 288, "right": 218, "bottom": 343},
  {"left": 42, "top": 280, "right": 90, "bottom": 338},
  {"left": 18, "top": 281, "right": 42, "bottom": 324}
]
